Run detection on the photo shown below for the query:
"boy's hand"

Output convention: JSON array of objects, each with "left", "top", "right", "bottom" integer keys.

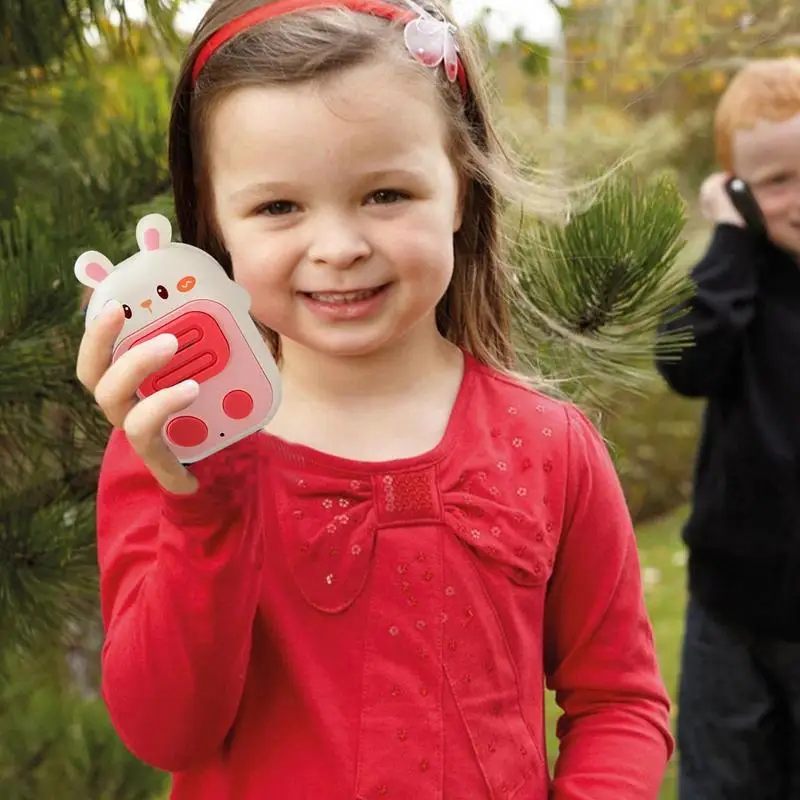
[
  {"left": 76, "top": 300, "right": 201, "bottom": 495},
  {"left": 699, "top": 172, "right": 745, "bottom": 227}
]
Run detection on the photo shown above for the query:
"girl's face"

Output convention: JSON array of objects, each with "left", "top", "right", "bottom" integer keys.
[
  {"left": 207, "top": 60, "right": 464, "bottom": 360},
  {"left": 734, "top": 112, "right": 800, "bottom": 255}
]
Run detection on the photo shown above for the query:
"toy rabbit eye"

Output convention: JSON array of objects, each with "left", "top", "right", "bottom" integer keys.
[
  {"left": 156, "top": 285, "right": 169, "bottom": 299},
  {"left": 122, "top": 304, "right": 133, "bottom": 319}
]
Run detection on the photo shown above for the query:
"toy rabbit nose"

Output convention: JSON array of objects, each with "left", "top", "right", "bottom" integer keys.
[{"left": 141, "top": 299, "right": 153, "bottom": 312}]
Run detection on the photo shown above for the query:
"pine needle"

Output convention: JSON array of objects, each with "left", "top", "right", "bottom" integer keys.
[{"left": 511, "top": 167, "right": 692, "bottom": 403}]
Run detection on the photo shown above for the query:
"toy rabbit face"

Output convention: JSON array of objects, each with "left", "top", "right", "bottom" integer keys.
[{"left": 75, "top": 214, "right": 249, "bottom": 337}]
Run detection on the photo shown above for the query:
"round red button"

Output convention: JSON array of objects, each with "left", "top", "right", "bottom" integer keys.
[
  {"left": 166, "top": 416, "right": 208, "bottom": 448},
  {"left": 222, "top": 389, "right": 254, "bottom": 420}
]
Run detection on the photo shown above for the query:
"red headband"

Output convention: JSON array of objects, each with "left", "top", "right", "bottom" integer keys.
[{"left": 191, "top": 0, "right": 468, "bottom": 97}]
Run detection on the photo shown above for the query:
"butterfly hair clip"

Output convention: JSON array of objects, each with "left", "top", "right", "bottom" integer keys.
[{"left": 403, "top": 0, "right": 460, "bottom": 84}]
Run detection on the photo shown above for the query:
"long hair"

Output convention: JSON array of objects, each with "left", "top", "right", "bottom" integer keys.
[{"left": 168, "top": 0, "right": 570, "bottom": 370}]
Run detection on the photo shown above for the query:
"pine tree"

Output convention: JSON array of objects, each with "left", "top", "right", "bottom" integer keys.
[
  {"left": 1, "top": 3, "right": 178, "bottom": 797},
  {"left": 0, "top": 3, "right": 689, "bottom": 796},
  {"left": 512, "top": 168, "right": 690, "bottom": 405}
]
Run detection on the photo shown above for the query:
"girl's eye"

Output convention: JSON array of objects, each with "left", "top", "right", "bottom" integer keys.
[
  {"left": 368, "top": 189, "right": 408, "bottom": 205},
  {"left": 122, "top": 304, "right": 133, "bottom": 319},
  {"left": 258, "top": 201, "right": 297, "bottom": 216},
  {"left": 156, "top": 285, "right": 169, "bottom": 299}
]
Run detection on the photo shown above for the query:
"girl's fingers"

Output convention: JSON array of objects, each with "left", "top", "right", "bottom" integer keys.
[
  {"left": 76, "top": 302, "right": 202, "bottom": 494},
  {"left": 93, "top": 334, "right": 180, "bottom": 427},
  {"left": 76, "top": 301, "right": 126, "bottom": 392},
  {"left": 123, "top": 379, "right": 201, "bottom": 495}
]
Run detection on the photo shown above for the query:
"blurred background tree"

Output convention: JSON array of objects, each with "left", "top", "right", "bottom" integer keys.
[
  {"left": 562, "top": 0, "right": 800, "bottom": 185},
  {"left": 0, "top": 0, "right": 796, "bottom": 796},
  {"left": 0, "top": 2, "right": 178, "bottom": 797},
  {"left": 496, "top": 0, "right": 799, "bottom": 524}
]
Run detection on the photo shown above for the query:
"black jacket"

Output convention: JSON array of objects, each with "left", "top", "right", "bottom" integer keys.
[{"left": 656, "top": 223, "right": 800, "bottom": 639}]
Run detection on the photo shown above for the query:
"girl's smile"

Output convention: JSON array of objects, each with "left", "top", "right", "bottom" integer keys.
[{"left": 298, "top": 283, "right": 392, "bottom": 321}]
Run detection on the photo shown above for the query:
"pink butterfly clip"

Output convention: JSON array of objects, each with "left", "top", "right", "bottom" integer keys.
[{"left": 403, "top": 0, "right": 460, "bottom": 84}]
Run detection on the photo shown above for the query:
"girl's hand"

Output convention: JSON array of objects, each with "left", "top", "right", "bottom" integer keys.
[{"left": 76, "top": 300, "right": 201, "bottom": 494}]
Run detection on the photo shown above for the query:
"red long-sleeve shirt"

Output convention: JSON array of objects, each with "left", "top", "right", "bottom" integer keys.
[{"left": 97, "top": 354, "right": 673, "bottom": 799}]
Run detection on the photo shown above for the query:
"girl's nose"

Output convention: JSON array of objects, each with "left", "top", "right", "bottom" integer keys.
[
  {"left": 307, "top": 217, "right": 372, "bottom": 269},
  {"left": 140, "top": 299, "right": 153, "bottom": 312}
]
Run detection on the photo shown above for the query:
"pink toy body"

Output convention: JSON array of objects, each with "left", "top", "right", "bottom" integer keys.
[{"left": 75, "top": 213, "right": 281, "bottom": 463}]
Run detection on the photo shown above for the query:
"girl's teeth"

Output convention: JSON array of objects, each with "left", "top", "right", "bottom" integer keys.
[{"left": 309, "top": 289, "right": 379, "bottom": 303}]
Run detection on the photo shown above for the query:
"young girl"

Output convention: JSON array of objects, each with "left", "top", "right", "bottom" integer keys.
[{"left": 76, "top": 1, "right": 673, "bottom": 797}]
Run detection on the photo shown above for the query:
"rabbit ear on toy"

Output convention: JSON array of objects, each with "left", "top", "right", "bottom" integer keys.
[
  {"left": 136, "top": 214, "right": 172, "bottom": 253},
  {"left": 74, "top": 214, "right": 173, "bottom": 289},
  {"left": 74, "top": 250, "right": 115, "bottom": 289}
]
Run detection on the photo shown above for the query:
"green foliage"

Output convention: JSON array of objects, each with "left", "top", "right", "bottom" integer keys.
[
  {"left": 0, "top": 649, "right": 168, "bottom": 800},
  {"left": 564, "top": 0, "right": 800, "bottom": 102},
  {"left": 0, "top": 1, "right": 180, "bottom": 75},
  {"left": 0, "top": 0, "right": 175, "bottom": 669},
  {"left": 0, "top": 10, "right": 182, "bottom": 797},
  {"left": 516, "top": 38, "right": 551, "bottom": 78},
  {"left": 604, "top": 384, "right": 702, "bottom": 523},
  {"left": 0, "top": 1, "right": 79, "bottom": 71},
  {"left": 0, "top": 205, "right": 105, "bottom": 653},
  {"left": 598, "top": 223, "right": 712, "bottom": 523},
  {"left": 0, "top": 92, "right": 171, "bottom": 650},
  {"left": 0, "top": 497, "right": 97, "bottom": 653},
  {"left": 500, "top": 104, "right": 688, "bottom": 180},
  {"left": 669, "top": 109, "right": 718, "bottom": 193},
  {"left": 512, "top": 168, "right": 692, "bottom": 404}
]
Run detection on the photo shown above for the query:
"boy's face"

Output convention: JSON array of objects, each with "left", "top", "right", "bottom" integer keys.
[{"left": 733, "top": 112, "right": 800, "bottom": 255}]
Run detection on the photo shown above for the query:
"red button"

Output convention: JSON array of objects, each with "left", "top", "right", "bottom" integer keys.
[
  {"left": 222, "top": 390, "right": 254, "bottom": 420},
  {"left": 166, "top": 416, "right": 208, "bottom": 448},
  {"left": 133, "top": 311, "right": 231, "bottom": 397}
]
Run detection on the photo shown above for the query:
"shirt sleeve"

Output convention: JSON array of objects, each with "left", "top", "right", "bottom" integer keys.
[
  {"left": 544, "top": 406, "right": 674, "bottom": 799},
  {"left": 97, "top": 429, "right": 267, "bottom": 773},
  {"left": 655, "top": 223, "right": 761, "bottom": 398}
]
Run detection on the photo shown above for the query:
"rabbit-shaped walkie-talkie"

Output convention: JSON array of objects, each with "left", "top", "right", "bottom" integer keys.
[{"left": 75, "top": 213, "right": 281, "bottom": 464}]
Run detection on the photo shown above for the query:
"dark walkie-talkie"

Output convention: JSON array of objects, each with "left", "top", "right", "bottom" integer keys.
[{"left": 724, "top": 177, "right": 767, "bottom": 236}]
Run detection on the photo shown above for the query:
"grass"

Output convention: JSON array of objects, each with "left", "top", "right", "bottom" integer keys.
[{"left": 545, "top": 504, "right": 689, "bottom": 797}]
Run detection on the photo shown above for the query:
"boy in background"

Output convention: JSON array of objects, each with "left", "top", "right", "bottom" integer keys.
[{"left": 656, "top": 58, "right": 800, "bottom": 799}]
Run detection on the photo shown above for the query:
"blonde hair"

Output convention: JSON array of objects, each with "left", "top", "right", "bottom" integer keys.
[
  {"left": 168, "top": 0, "right": 570, "bottom": 373},
  {"left": 715, "top": 57, "right": 800, "bottom": 172}
]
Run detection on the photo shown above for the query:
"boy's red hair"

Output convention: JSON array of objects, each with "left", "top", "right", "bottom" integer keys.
[{"left": 715, "top": 58, "right": 800, "bottom": 172}]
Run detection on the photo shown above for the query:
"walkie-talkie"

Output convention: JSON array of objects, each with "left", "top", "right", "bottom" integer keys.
[
  {"left": 724, "top": 177, "right": 767, "bottom": 236},
  {"left": 75, "top": 213, "right": 282, "bottom": 464}
]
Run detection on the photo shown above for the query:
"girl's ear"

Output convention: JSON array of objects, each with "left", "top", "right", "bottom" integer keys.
[
  {"left": 74, "top": 250, "right": 114, "bottom": 289},
  {"left": 136, "top": 213, "right": 173, "bottom": 252}
]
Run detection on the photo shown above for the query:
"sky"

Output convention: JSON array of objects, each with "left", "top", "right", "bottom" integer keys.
[
  {"left": 448, "top": 0, "right": 561, "bottom": 43},
  {"left": 124, "top": 0, "right": 563, "bottom": 44}
]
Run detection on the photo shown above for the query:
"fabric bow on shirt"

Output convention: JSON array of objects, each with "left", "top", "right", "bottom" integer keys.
[{"left": 275, "top": 455, "right": 555, "bottom": 799}]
